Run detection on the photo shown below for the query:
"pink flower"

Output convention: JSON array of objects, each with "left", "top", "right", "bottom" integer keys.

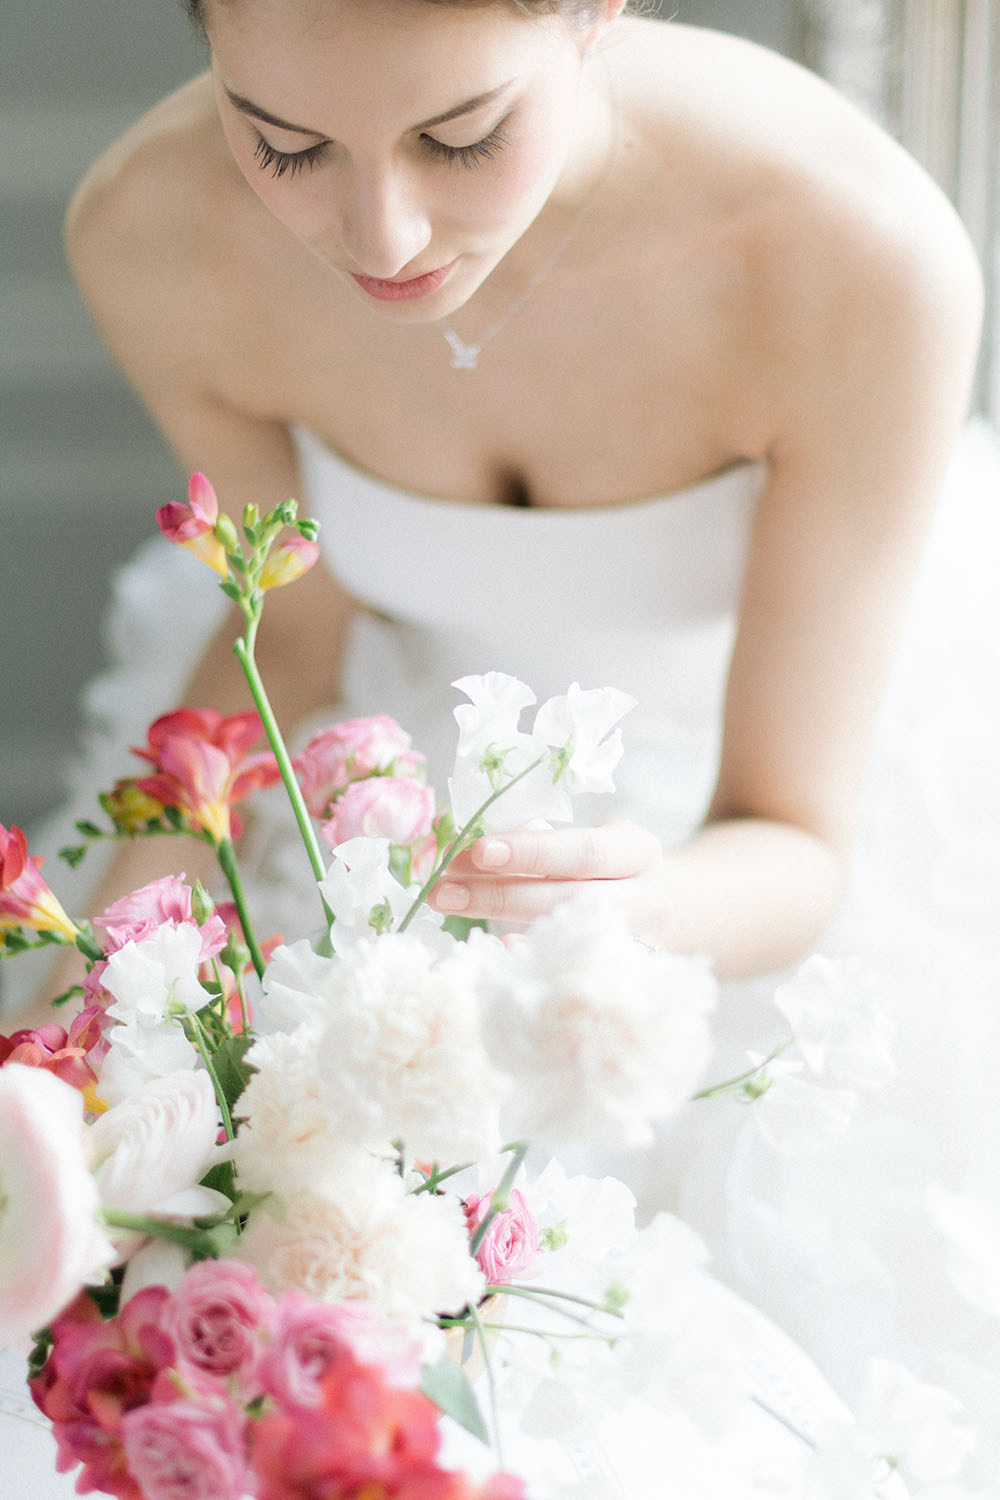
[
  {"left": 155, "top": 472, "right": 229, "bottom": 579},
  {"left": 0, "top": 1023, "right": 97, "bottom": 1097},
  {"left": 0, "top": 821, "right": 78, "bottom": 941},
  {"left": 132, "top": 708, "right": 280, "bottom": 844},
  {"left": 121, "top": 1387, "right": 249, "bottom": 1500},
  {"left": 161, "top": 1259, "right": 272, "bottom": 1390},
  {"left": 259, "top": 1293, "right": 421, "bottom": 1409},
  {"left": 464, "top": 1190, "right": 541, "bottom": 1287},
  {"left": 319, "top": 775, "right": 436, "bottom": 851},
  {"left": 0, "top": 1067, "right": 114, "bottom": 1349},
  {"left": 30, "top": 1287, "right": 175, "bottom": 1500},
  {"left": 259, "top": 534, "right": 320, "bottom": 591},
  {"left": 294, "top": 715, "right": 424, "bottom": 817},
  {"left": 95, "top": 875, "right": 228, "bottom": 961}
]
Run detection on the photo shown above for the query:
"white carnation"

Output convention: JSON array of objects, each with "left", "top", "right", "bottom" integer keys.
[
  {"left": 311, "top": 933, "right": 503, "bottom": 1163},
  {"left": 478, "top": 891, "right": 717, "bottom": 1147},
  {"left": 233, "top": 1025, "right": 351, "bottom": 1194},
  {"left": 237, "top": 1151, "right": 483, "bottom": 1322}
]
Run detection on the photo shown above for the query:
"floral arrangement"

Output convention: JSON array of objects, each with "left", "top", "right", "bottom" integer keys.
[{"left": 0, "top": 475, "right": 981, "bottom": 1499}]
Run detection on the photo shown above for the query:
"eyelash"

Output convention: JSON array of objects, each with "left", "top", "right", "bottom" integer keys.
[{"left": 251, "top": 123, "right": 508, "bottom": 179}]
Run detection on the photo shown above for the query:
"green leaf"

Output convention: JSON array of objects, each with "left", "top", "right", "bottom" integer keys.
[
  {"left": 440, "top": 916, "right": 489, "bottom": 942},
  {"left": 212, "top": 1032, "right": 258, "bottom": 1112},
  {"left": 420, "top": 1355, "right": 488, "bottom": 1442},
  {"left": 74, "top": 820, "right": 104, "bottom": 839},
  {"left": 59, "top": 845, "right": 87, "bottom": 868}
]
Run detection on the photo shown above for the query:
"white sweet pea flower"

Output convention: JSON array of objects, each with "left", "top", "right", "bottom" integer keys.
[
  {"left": 87, "top": 1070, "right": 227, "bottom": 1262},
  {"left": 749, "top": 1052, "right": 858, "bottom": 1156},
  {"left": 775, "top": 955, "right": 896, "bottom": 1091},
  {"left": 0, "top": 1065, "right": 114, "bottom": 1350},
  {"left": 449, "top": 671, "right": 571, "bottom": 830},
  {"left": 255, "top": 938, "right": 343, "bottom": 1034},
  {"left": 319, "top": 837, "right": 424, "bottom": 954},
  {"left": 452, "top": 672, "right": 539, "bottom": 759},
  {"left": 97, "top": 923, "right": 208, "bottom": 1103},
  {"left": 532, "top": 683, "right": 636, "bottom": 796},
  {"left": 477, "top": 889, "right": 717, "bottom": 1147}
]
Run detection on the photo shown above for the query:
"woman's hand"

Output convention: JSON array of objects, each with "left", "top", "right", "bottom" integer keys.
[{"left": 427, "top": 819, "right": 670, "bottom": 943}]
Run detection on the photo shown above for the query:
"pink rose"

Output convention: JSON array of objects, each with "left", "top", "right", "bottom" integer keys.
[
  {"left": 95, "top": 875, "right": 228, "bottom": 961},
  {"left": 161, "top": 1259, "right": 272, "bottom": 1389},
  {"left": 121, "top": 1388, "right": 249, "bottom": 1500},
  {"left": 259, "top": 1293, "right": 421, "bottom": 1408},
  {"left": 294, "top": 715, "right": 423, "bottom": 817},
  {"left": 319, "top": 776, "right": 436, "bottom": 851},
  {"left": 464, "top": 1190, "right": 541, "bottom": 1287}
]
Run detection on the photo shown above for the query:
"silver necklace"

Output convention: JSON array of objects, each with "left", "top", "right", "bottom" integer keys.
[{"left": 437, "top": 61, "right": 619, "bottom": 371}]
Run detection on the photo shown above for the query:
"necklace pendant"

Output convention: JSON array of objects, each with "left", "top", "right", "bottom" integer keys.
[{"left": 442, "top": 329, "right": 481, "bottom": 371}]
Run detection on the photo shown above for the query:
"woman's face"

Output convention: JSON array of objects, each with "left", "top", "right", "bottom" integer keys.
[{"left": 205, "top": 0, "right": 605, "bottom": 320}]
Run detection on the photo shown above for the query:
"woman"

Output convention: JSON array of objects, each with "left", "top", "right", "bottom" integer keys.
[{"left": 14, "top": 0, "right": 1000, "bottom": 1468}]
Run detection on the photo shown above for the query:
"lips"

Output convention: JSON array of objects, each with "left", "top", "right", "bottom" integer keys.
[{"left": 350, "top": 261, "right": 456, "bottom": 302}]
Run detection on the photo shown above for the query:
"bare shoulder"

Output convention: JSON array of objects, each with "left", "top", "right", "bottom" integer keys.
[{"left": 614, "top": 17, "right": 982, "bottom": 404}]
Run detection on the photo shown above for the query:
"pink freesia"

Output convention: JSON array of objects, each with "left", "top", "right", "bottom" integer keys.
[
  {"left": 464, "top": 1190, "right": 541, "bottom": 1286},
  {"left": 0, "top": 820, "right": 78, "bottom": 940},
  {"left": 132, "top": 708, "right": 280, "bottom": 844},
  {"left": 0, "top": 1023, "right": 97, "bottom": 1097},
  {"left": 121, "top": 1384, "right": 250, "bottom": 1500},
  {"left": 155, "top": 472, "right": 229, "bottom": 579},
  {"left": 259, "top": 535, "right": 320, "bottom": 592},
  {"left": 258, "top": 1293, "right": 421, "bottom": 1409},
  {"left": 294, "top": 715, "right": 424, "bottom": 818},
  {"left": 30, "top": 1286, "right": 174, "bottom": 1500},
  {"left": 94, "top": 875, "right": 228, "bottom": 960},
  {"left": 161, "top": 1259, "right": 272, "bottom": 1392},
  {"left": 0, "top": 1066, "right": 114, "bottom": 1349},
  {"left": 319, "top": 775, "right": 436, "bottom": 850}
]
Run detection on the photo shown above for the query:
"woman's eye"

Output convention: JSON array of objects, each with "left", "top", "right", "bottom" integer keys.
[
  {"left": 253, "top": 134, "right": 329, "bottom": 179},
  {"left": 422, "top": 124, "right": 508, "bottom": 170}
]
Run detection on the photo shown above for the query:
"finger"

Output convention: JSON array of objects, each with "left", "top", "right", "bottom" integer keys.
[
  {"left": 429, "top": 876, "right": 588, "bottom": 925},
  {"left": 454, "top": 821, "right": 661, "bottom": 882}
]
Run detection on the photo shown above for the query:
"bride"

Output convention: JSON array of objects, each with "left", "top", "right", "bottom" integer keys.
[{"left": 7, "top": 0, "right": 1000, "bottom": 1489}]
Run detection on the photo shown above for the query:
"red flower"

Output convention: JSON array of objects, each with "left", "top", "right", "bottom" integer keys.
[
  {"left": 0, "top": 1023, "right": 98, "bottom": 1098},
  {"left": 132, "top": 708, "right": 280, "bottom": 845},
  {"left": 0, "top": 821, "right": 78, "bottom": 941}
]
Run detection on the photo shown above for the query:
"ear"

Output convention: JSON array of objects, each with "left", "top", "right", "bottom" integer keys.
[{"left": 580, "top": 0, "right": 628, "bottom": 54}]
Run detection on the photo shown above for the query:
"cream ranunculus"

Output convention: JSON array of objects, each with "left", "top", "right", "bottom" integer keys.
[{"left": 0, "top": 1064, "right": 114, "bottom": 1349}]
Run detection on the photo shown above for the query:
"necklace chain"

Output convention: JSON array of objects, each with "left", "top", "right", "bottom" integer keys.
[{"left": 437, "top": 58, "right": 619, "bottom": 371}]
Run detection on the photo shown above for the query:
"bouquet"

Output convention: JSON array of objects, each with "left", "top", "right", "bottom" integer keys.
[{"left": 0, "top": 475, "right": 979, "bottom": 1499}]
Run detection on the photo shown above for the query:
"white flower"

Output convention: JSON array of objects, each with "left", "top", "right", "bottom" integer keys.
[
  {"left": 97, "top": 924, "right": 207, "bottom": 1103},
  {"left": 451, "top": 672, "right": 539, "bottom": 762},
  {"left": 449, "top": 672, "right": 569, "bottom": 831},
  {"left": 319, "top": 837, "right": 428, "bottom": 954},
  {"left": 477, "top": 890, "right": 717, "bottom": 1147},
  {"left": 775, "top": 955, "right": 896, "bottom": 1091},
  {"left": 532, "top": 683, "right": 636, "bottom": 795},
  {"left": 521, "top": 1159, "right": 640, "bottom": 1297},
  {"left": 311, "top": 932, "right": 503, "bottom": 1163},
  {"left": 749, "top": 1053, "right": 858, "bottom": 1155},
  {"left": 87, "top": 1070, "right": 226, "bottom": 1261},
  {"left": 253, "top": 939, "right": 339, "bottom": 1034},
  {"left": 237, "top": 1150, "right": 484, "bottom": 1323},
  {"left": 234, "top": 1025, "right": 350, "bottom": 1194},
  {"left": 0, "top": 1065, "right": 114, "bottom": 1349}
]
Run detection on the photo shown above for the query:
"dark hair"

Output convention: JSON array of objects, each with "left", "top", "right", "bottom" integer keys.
[{"left": 182, "top": 0, "right": 610, "bottom": 32}]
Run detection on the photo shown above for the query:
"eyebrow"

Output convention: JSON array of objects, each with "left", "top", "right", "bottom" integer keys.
[{"left": 223, "top": 82, "right": 515, "bottom": 138}]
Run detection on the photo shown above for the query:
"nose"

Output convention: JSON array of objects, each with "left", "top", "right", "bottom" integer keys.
[{"left": 339, "top": 163, "right": 433, "bottom": 278}]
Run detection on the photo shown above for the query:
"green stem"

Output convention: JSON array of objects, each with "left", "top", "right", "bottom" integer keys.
[
  {"left": 397, "top": 754, "right": 550, "bottom": 932},
  {"left": 186, "top": 1007, "right": 236, "bottom": 1142},
  {"left": 468, "top": 1299, "right": 503, "bottom": 1468},
  {"left": 216, "top": 837, "right": 266, "bottom": 982},
  {"left": 691, "top": 1038, "right": 792, "bottom": 1101},
  {"left": 233, "top": 635, "right": 333, "bottom": 930},
  {"left": 488, "top": 1283, "right": 624, "bottom": 1319},
  {"left": 469, "top": 1142, "right": 529, "bottom": 1258}
]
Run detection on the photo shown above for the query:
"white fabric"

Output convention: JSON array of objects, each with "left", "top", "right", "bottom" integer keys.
[{"left": 6, "top": 417, "right": 1000, "bottom": 1488}]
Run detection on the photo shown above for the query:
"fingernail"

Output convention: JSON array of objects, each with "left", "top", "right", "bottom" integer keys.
[
  {"left": 434, "top": 882, "right": 470, "bottom": 912},
  {"left": 477, "top": 839, "right": 511, "bottom": 870}
]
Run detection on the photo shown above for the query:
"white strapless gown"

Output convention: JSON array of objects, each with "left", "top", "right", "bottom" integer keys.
[{"left": 5, "top": 421, "right": 1000, "bottom": 1492}]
